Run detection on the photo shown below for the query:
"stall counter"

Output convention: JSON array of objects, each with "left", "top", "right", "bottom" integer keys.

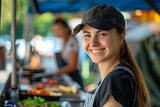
[{"left": 0, "top": 71, "right": 11, "bottom": 107}]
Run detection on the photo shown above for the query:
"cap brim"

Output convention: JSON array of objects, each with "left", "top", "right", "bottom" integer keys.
[
  {"left": 72, "top": 20, "right": 115, "bottom": 36},
  {"left": 72, "top": 24, "right": 84, "bottom": 36}
]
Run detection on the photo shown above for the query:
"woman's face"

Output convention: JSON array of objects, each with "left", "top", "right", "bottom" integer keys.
[
  {"left": 52, "top": 23, "right": 68, "bottom": 38},
  {"left": 82, "top": 25, "right": 124, "bottom": 64}
]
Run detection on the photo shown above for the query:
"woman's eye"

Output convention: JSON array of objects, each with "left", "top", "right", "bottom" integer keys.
[
  {"left": 83, "top": 34, "right": 91, "bottom": 38},
  {"left": 98, "top": 33, "right": 107, "bottom": 37}
]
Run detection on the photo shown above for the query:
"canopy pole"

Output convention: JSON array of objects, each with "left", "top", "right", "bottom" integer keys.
[
  {"left": 0, "top": 0, "right": 1, "bottom": 26},
  {"left": 11, "top": 0, "right": 17, "bottom": 88},
  {"left": 145, "top": 0, "right": 160, "bottom": 15}
]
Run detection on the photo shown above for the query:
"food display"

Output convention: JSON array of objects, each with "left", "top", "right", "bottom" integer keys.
[
  {"left": 27, "top": 88, "right": 62, "bottom": 96},
  {"left": 19, "top": 78, "right": 79, "bottom": 101},
  {"left": 31, "top": 78, "right": 78, "bottom": 94},
  {"left": 17, "top": 96, "right": 61, "bottom": 107},
  {"left": 58, "top": 84, "right": 78, "bottom": 94}
]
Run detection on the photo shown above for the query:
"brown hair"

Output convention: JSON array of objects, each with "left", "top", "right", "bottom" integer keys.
[
  {"left": 121, "top": 41, "right": 150, "bottom": 107},
  {"left": 53, "top": 18, "right": 71, "bottom": 35},
  {"left": 117, "top": 26, "right": 150, "bottom": 107}
]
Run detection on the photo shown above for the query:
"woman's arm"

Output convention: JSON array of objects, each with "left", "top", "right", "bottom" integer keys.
[
  {"left": 56, "top": 51, "right": 78, "bottom": 75},
  {"left": 103, "top": 95, "right": 123, "bottom": 107}
]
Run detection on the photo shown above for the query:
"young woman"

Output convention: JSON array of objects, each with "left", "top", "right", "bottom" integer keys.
[
  {"left": 52, "top": 18, "right": 84, "bottom": 89},
  {"left": 72, "top": 5, "right": 150, "bottom": 107}
]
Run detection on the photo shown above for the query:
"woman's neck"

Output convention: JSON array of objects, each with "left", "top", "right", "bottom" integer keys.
[{"left": 99, "top": 57, "right": 120, "bottom": 80}]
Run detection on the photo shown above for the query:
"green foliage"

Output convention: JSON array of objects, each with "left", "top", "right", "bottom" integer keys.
[
  {"left": 31, "top": 13, "right": 73, "bottom": 37},
  {"left": 33, "top": 13, "right": 54, "bottom": 37},
  {"left": 0, "top": 0, "right": 74, "bottom": 39},
  {"left": 83, "top": 71, "right": 97, "bottom": 86},
  {"left": 1, "top": 0, "right": 28, "bottom": 39}
]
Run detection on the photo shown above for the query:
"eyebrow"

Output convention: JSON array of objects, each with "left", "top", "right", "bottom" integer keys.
[
  {"left": 82, "top": 31, "right": 88, "bottom": 33},
  {"left": 83, "top": 30, "right": 103, "bottom": 34}
]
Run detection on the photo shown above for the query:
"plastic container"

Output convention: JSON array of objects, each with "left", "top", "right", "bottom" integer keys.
[{"left": 9, "top": 88, "right": 19, "bottom": 105}]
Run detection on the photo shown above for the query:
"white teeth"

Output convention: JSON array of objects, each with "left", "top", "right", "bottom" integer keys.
[{"left": 91, "top": 50, "right": 101, "bottom": 54}]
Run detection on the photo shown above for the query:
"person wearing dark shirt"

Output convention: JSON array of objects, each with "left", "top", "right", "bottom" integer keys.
[{"left": 72, "top": 5, "right": 150, "bottom": 107}]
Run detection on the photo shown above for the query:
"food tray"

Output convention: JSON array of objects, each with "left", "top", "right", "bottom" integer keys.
[
  {"left": 19, "top": 85, "right": 61, "bottom": 101},
  {"left": 19, "top": 91, "right": 61, "bottom": 101}
]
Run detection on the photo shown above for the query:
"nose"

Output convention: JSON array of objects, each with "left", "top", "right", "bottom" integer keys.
[{"left": 90, "top": 36, "right": 99, "bottom": 46}]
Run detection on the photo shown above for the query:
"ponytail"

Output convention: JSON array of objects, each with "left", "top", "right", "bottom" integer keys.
[{"left": 120, "top": 40, "right": 150, "bottom": 107}]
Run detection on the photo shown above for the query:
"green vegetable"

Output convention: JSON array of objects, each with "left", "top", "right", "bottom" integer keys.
[{"left": 17, "top": 96, "right": 61, "bottom": 107}]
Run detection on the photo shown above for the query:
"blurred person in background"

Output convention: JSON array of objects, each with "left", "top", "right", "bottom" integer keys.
[{"left": 52, "top": 18, "right": 84, "bottom": 89}]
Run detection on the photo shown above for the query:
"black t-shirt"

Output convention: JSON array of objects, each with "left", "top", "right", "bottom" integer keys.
[{"left": 91, "top": 65, "right": 138, "bottom": 107}]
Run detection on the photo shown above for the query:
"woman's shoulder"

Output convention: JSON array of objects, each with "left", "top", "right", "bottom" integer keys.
[
  {"left": 107, "top": 64, "right": 135, "bottom": 79},
  {"left": 96, "top": 64, "right": 137, "bottom": 107},
  {"left": 65, "top": 36, "right": 79, "bottom": 50},
  {"left": 101, "top": 64, "right": 136, "bottom": 88},
  {"left": 67, "top": 36, "right": 78, "bottom": 46},
  {"left": 68, "top": 36, "right": 78, "bottom": 42}
]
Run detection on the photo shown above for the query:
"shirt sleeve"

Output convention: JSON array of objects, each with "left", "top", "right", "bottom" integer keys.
[
  {"left": 99, "top": 72, "right": 135, "bottom": 107},
  {"left": 67, "top": 37, "right": 79, "bottom": 52}
]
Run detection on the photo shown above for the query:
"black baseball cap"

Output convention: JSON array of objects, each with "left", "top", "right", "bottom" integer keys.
[{"left": 72, "top": 4, "right": 125, "bottom": 36}]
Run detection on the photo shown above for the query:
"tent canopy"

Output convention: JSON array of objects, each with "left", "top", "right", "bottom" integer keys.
[{"left": 29, "top": 0, "right": 160, "bottom": 14}]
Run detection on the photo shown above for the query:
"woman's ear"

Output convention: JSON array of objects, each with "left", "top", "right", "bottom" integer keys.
[{"left": 120, "top": 32, "right": 125, "bottom": 43}]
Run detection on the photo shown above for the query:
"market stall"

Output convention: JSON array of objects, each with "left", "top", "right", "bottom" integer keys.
[
  {"left": 18, "top": 74, "right": 85, "bottom": 106},
  {"left": 1, "top": 0, "right": 160, "bottom": 106},
  {"left": 4, "top": 66, "right": 85, "bottom": 107}
]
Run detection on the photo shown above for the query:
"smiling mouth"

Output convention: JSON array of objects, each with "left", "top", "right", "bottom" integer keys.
[{"left": 90, "top": 49, "right": 104, "bottom": 54}]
